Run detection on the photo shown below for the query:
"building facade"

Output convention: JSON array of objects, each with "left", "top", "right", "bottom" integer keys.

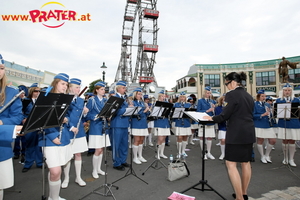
[{"left": 173, "top": 56, "right": 300, "bottom": 98}]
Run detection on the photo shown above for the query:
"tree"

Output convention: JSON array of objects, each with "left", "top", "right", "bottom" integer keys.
[{"left": 86, "top": 78, "right": 102, "bottom": 93}]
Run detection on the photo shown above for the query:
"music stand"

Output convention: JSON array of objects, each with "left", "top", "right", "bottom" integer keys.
[
  {"left": 180, "top": 111, "right": 226, "bottom": 200},
  {"left": 142, "top": 101, "right": 173, "bottom": 175},
  {"left": 20, "top": 91, "right": 74, "bottom": 200},
  {"left": 80, "top": 96, "right": 124, "bottom": 200},
  {"left": 112, "top": 106, "right": 148, "bottom": 185}
]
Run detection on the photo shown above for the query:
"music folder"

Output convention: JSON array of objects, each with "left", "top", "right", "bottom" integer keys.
[{"left": 183, "top": 111, "right": 211, "bottom": 123}]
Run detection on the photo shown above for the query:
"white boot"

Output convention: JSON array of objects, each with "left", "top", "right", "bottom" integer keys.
[
  {"left": 97, "top": 154, "right": 105, "bottom": 175},
  {"left": 181, "top": 141, "right": 188, "bottom": 157},
  {"left": 177, "top": 142, "right": 182, "bottom": 158},
  {"left": 92, "top": 155, "right": 99, "bottom": 179},
  {"left": 288, "top": 144, "right": 297, "bottom": 167},
  {"left": 219, "top": 144, "right": 225, "bottom": 160},
  {"left": 48, "top": 179, "right": 65, "bottom": 200},
  {"left": 160, "top": 143, "right": 168, "bottom": 159},
  {"left": 206, "top": 140, "right": 215, "bottom": 159},
  {"left": 74, "top": 160, "right": 86, "bottom": 186},
  {"left": 257, "top": 144, "right": 267, "bottom": 164},
  {"left": 282, "top": 143, "right": 288, "bottom": 165},
  {"left": 138, "top": 144, "right": 147, "bottom": 162},
  {"left": 132, "top": 145, "right": 141, "bottom": 164},
  {"left": 61, "top": 161, "right": 70, "bottom": 188}
]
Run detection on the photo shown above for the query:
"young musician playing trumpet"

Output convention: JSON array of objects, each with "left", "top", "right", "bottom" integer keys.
[
  {"left": 131, "top": 88, "right": 150, "bottom": 164},
  {"left": 253, "top": 90, "right": 276, "bottom": 164},
  {"left": 61, "top": 78, "right": 89, "bottom": 188}
]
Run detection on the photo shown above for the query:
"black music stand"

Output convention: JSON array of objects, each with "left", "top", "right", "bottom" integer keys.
[
  {"left": 112, "top": 106, "right": 148, "bottom": 185},
  {"left": 80, "top": 96, "right": 124, "bottom": 200},
  {"left": 180, "top": 111, "right": 226, "bottom": 200},
  {"left": 20, "top": 91, "right": 74, "bottom": 200},
  {"left": 142, "top": 101, "right": 173, "bottom": 175}
]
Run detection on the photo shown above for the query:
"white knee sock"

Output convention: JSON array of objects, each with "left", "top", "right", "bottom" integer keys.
[
  {"left": 138, "top": 144, "right": 143, "bottom": 158},
  {"left": 49, "top": 179, "right": 61, "bottom": 200},
  {"left": 177, "top": 142, "right": 182, "bottom": 156},
  {"left": 160, "top": 143, "right": 166, "bottom": 156},
  {"left": 265, "top": 143, "right": 273, "bottom": 157},
  {"left": 97, "top": 154, "right": 104, "bottom": 174},
  {"left": 282, "top": 143, "right": 288, "bottom": 161},
  {"left": 61, "top": 161, "right": 70, "bottom": 188},
  {"left": 0, "top": 189, "right": 3, "bottom": 200},
  {"left": 220, "top": 144, "right": 225, "bottom": 156},
  {"left": 206, "top": 140, "right": 212, "bottom": 154},
  {"left": 199, "top": 139, "right": 204, "bottom": 150},
  {"left": 92, "top": 155, "right": 99, "bottom": 178},
  {"left": 148, "top": 132, "right": 153, "bottom": 144},
  {"left": 132, "top": 145, "right": 139, "bottom": 160},
  {"left": 181, "top": 141, "right": 187, "bottom": 155},
  {"left": 74, "top": 160, "right": 83, "bottom": 181},
  {"left": 288, "top": 144, "right": 296, "bottom": 161},
  {"left": 257, "top": 144, "right": 264, "bottom": 158}
]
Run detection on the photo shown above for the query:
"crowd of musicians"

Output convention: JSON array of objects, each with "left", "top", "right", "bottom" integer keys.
[{"left": 0, "top": 53, "right": 300, "bottom": 200}]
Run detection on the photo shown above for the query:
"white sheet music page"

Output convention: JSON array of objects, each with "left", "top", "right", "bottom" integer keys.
[
  {"left": 150, "top": 106, "right": 165, "bottom": 117},
  {"left": 277, "top": 103, "right": 291, "bottom": 119},
  {"left": 184, "top": 111, "right": 210, "bottom": 121}
]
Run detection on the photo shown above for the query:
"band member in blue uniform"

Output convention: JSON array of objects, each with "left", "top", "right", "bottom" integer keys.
[
  {"left": 276, "top": 83, "right": 300, "bottom": 167},
  {"left": 197, "top": 86, "right": 216, "bottom": 160},
  {"left": 253, "top": 90, "right": 277, "bottom": 164},
  {"left": 22, "top": 83, "right": 43, "bottom": 172},
  {"left": 38, "top": 73, "right": 72, "bottom": 200},
  {"left": 173, "top": 92, "right": 191, "bottom": 158},
  {"left": 153, "top": 92, "right": 170, "bottom": 159},
  {"left": 131, "top": 88, "right": 150, "bottom": 164},
  {"left": 144, "top": 95, "right": 154, "bottom": 146},
  {"left": 187, "top": 96, "right": 197, "bottom": 145},
  {"left": 61, "top": 78, "right": 89, "bottom": 188},
  {"left": 86, "top": 81, "right": 110, "bottom": 178},
  {"left": 111, "top": 81, "right": 130, "bottom": 171},
  {"left": 215, "top": 94, "right": 227, "bottom": 160},
  {"left": 0, "top": 54, "right": 23, "bottom": 200}
]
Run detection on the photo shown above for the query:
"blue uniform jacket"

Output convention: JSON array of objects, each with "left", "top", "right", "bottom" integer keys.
[
  {"left": 215, "top": 105, "right": 227, "bottom": 131},
  {"left": 0, "top": 125, "right": 16, "bottom": 162},
  {"left": 253, "top": 101, "right": 273, "bottom": 128},
  {"left": 196, "top": 98, "right": 216, "bottom": 126},
  {"left": 131, "top": 100, "right": 149, "bottom": 129},
  {"left": 65, "top": 97, "right": 86, "bottom": 139},
  {"left": 86, "top": 96, "right": 107, "bottom": 135},
  {"left": 110, "top": 94, "right": 130, "bottom": 128},
  {"left": 173, "top": 102, "right": 191, "bottom": 127},
  {"left": 276, "top": 98, "right": 300, "bottom": 129}
]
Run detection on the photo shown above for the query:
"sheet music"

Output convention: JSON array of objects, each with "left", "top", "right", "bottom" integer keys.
[
  {"left": 150, "top": 106, "right": 165, "bottom": 117},
  {"left": 172, "top": 108, "right": 185, "bottom": 118},
  {"left": 123, "top": 107, "right": 142, "bottom": 116},
  {"left": 277, "top": 103, "right": 291, "bottom": 119},
  {"left": 184, "top": 111, "right": 210, "bottom": 121}
]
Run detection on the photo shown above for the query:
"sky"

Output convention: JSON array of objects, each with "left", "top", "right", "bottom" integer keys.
[{"left": 1, "top": 0, "right": 300, "bottom": 91}]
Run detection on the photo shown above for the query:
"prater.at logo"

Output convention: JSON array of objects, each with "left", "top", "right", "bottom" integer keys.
[{"left": 29, "top": 2, "right": 91, "bottom": 28}]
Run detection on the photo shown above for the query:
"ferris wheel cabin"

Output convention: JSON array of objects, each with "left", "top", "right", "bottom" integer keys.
[
  {"left": 124, "top": 16, "right": 134, "bottom": 21},
  {"left": 127, "top": 0, "right": 138, "bottom": 4},
  {"left": 143, "top": 44, "right": 158, "bottom": 53},
  {"left": 143, "top": 9, "right": 159, "bottom": 19},
  {"left": 139, "top": 76, "right": 154, "bottom": 83}
]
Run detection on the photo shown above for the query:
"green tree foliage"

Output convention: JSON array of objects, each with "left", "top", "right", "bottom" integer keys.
[{"left": 86, "top": 78, "right": 102, "bottom": 93}]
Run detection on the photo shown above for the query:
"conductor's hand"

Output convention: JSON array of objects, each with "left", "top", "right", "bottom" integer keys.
[
  {"left": 203, "top": 116, "right": 213, "bottom": 121},
  {"left": 71, "top": 127, "right": 79, "bottom": 135},
  {"left": 53, "top": 138, "right": 61, "bottom": 145}
]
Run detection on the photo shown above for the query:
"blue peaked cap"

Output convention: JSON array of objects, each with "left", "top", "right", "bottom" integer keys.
[
  {"left": 143, "top": 95, "right": 149, "bottom": 99},
  {"left": 70, "top": 78, "right": 81, "bottom": 85},
  {"left": 180, "top": 91, "right": 186, "bottom": 96},
  {"left": 54, "top": 73, "right": 69, "bottom": 82},
  {"left": 30, "top": 83, "right": 38, "bottom": 88},
  {"left": 205, "top": 86, "right": 211, "bottom": 91},
  {"left": 0, "top": 54, "right": 4, "bottom": 65},
  {"left": 94, "top": 81, "right": 106, "bottom": 87},
  {"left": 283, "top": 83, "right": 292, "bottom": 89},
  {"left": 18, "top": 85, "right": 28, "bottom": 96},
  {"left": 159, "top": 90, "right": 165, "bottom": 94},
  {"left": 116, "top": 81, "right": 127, "bottom": 87},
  {"left": 133, "top": 87, "right": 142, "bottom": 92},
  {"left": 257, "top": 89, "right": 265, "bottom": 94},
  {"left": 109, "top": 90, "right": 115, "bottom": 94}
]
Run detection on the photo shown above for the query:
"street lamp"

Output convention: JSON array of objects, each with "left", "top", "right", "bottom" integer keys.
[{"left": 100, "top": 62, "right": 107, "bottom": 82}]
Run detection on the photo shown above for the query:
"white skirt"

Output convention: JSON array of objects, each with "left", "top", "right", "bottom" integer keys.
[
  {"left": 198, "top": 125, "right": 215, "bottom": 138},
  {"left": 277, "top": 128, "right": 300, "bottom": 140},
  {"left": 148, "top": 121, "right": 154, "bottom": 128},
  {"left": 0, "top": 158, "right": 13, "bottom": 189},
  {"left": 131, "top": 128, "right": 149, "bottom": 136},
  {"left": 43, "top": 144, "right": 73, "bottom": 168},
  {"left": 255, "top": 128, "right": 277, "bottom": 138},
  {"left": 191, "top": 124, "right": 199, "bottom": 129},
  {"left": 174, "top": 127, "right": 192, "bottom": 136},
  {"left": 88, "top": 134, "right": 111, "bottom": 148},
  {"left": 71, "top": 137, "right": 88, "bottom": 154},
  {"left": 153, "top": 128, "right": 170, "bottom": 136},
  {"left": 218, "top": 130, "right": 226, "bottom": 139}
]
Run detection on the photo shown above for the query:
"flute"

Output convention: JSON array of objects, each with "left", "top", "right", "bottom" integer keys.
[
  {"left": 0, "top": 90, "right": 24, "bottom": 114},
  {"left": 72, "top": 102, "right": 87, "bottom": 145}
]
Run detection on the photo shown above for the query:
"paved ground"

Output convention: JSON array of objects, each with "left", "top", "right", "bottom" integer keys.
[{"left": 6, "top": 136, "right": 300, "bottom": 200}]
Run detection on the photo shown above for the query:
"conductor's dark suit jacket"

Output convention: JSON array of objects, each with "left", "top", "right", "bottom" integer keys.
[{"left": 213, "top": 87, "right": 256, "bottom": 144}]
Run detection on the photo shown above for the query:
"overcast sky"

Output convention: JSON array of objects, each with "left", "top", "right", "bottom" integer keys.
[{"left": 1, "top": 0, "right": 300, "bottom": 90}]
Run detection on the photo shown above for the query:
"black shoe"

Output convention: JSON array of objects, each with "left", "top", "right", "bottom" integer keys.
[
  {"left": 107, "top": 146, "right": 112, "bottom": 151},
  {"left": 20, "top": 155, "right": 25, "bottom": 163},
  {"left": 165, "top": 144, "right": 170, "bottom": 146},
  {"left": 232, "top": 193, "right": 248, "bottom": 200},
  {"left": 113, "top": 165, "right": 125, "bottom": 171},
  {"left": 37, "top": 165, "right": 42, "bottom": 169},
  {"left": 121, "top": 163, "right": 130, "bottom": 167},
  {"left": 22, "top": 168, "right": 30, "bottom": 173},
  {"left": 87, "top": 152, "right": 93, "bottom": 157},
  {"left": 13, "top": 155, "right": 20, "bottom": 159}
]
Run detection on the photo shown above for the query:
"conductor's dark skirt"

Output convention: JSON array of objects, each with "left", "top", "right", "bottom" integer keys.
[{"left": 225, "top": 143, "right": 253, "bottom": 162}]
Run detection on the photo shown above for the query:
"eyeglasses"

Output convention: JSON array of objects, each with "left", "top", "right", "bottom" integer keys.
[{"left": 225, "top": 81, "right": 232, "bottom": 86}]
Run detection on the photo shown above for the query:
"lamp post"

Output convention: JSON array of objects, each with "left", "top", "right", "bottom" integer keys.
[{"left": 100, "top": 62, "right": 107, "bottom": 82}]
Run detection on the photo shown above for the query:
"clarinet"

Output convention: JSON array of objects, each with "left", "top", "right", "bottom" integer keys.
[
  {"left": 0, "top": 90, "right": 24, "bottom": 114},
  {"left": 265, "top": 104, "right": 273, "bottom": 127}
]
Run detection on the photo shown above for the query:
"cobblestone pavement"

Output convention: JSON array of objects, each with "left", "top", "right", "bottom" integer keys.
[{"left": 249, "top": 187, "right": 300, "bottom": 200}]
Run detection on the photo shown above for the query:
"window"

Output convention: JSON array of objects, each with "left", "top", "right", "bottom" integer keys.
[
  {"left": 204, "top": 74, "right": 220, "bottom": 87},
  {"left": 289, "top": 68, "right": 300, "bottom": 83},
  {"left": 256, "top": 71, "right": 276, "bottom": 86}
]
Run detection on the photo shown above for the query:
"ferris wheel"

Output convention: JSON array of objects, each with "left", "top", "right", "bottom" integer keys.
[{"left": 114, "top": 0, "right": 159, "bottom": 88}]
